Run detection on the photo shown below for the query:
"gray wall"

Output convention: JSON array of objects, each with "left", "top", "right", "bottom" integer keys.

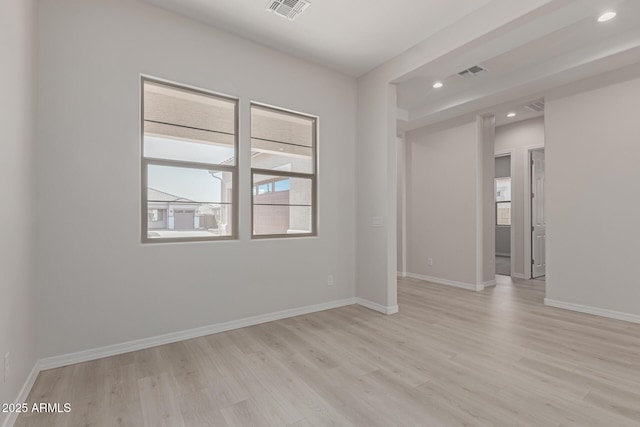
[
  {"left": 0, "top": 0, "right": 37, "bottom": 420},
  {"left": 396, "top": 136, "right": 406, "bottom": 274},
  {"left": 495, "top": 117, "right": 545, "bottom": 276},
  {"left": 35, "top": 0, "right": 357, "bottom": 359},
  {"left": 480, "top": 117, "right": 496, "bottom": 284},
  {"left": 406, "top": 121, "right": 480, "bottom": 286},
  {"left": 495, "top": 155, "right": 511, "bottom": 256},
  {"left": 495, "top": 227, "right": 511, "bottom": 256},
  {"left": 546, "top": 76, "right": 640, "bottom": 317}
]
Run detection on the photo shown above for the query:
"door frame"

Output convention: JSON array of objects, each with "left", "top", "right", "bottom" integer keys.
[
  {"left": 494, "top": 150, "right": 515, "bottom": 277},
  {"left": 524, "top": 146, "right": 545, "bottom": 279}
]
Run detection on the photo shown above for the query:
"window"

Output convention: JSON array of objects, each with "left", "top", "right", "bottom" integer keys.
[
  {"left": 141, "top": 78, "right": 238, "bottom": 242},
  {"left": 148, "top": 209, "right": 165, "bottom": 222},
  {"left": 250, "top": 104, "right": 317, "bottom": 237},
  {"left": 496, "top": 177, "right": 511, "bottom": 226}
]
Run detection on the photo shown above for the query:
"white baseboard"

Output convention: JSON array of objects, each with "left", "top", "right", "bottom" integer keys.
[
  {"left": 495, "top": 252, "right": 510, "bottom": 257},
  {"left": 356, "top": 298, "right": 399, "bottom": 315},
  {"left": 39, "top": 297, "right": 357, "bottom": 371},
  {"left": 2, "top": 361, "right": 40, "bottom": 427},
  {"left": 397, "top": 271, "right": 407, "bottom": 278},
  {"left": 544, "top": 298, "right": 640, "bottom": 324},
  {"left": 511, "top": 273, "right": 526, "bottom": 279},
  {"left": 405, "top": 272, "right": 484, "bottom": 291},
  {"left": 483, "top": 280, "right": 497, "bottom": 288},
  {"left": 5, "top": 295, "right": 406, "bottom": 426}
]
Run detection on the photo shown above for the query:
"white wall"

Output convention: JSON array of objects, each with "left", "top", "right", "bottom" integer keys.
[
  {"left": 356, "top": 1, "right": 549, "bottom": 308},
  {"left": 35, "top": 0, "right": 357, "bottom": 359},
  {"left": 405, "top": 121, "right": 480, "bottom": 285},
  {"left": 545, "top": 76, "right": 640, "bottom": 317},
  {"left": 495, "top": 117, "right": 544, "bottom": 276},
  {"left": 0, "top": 0, "right": 37, "bottom": 420}
]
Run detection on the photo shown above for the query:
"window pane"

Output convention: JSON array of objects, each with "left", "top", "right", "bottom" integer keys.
[
  {"left": 497, "top": 202, "right": 511, "bottom": 226},
  {"left": 253, "top": 174, "right": 312, "bottom": 206},
  {"left": 251, "top": 105, "right": 315, "bottom": 174},
  {"left": 148, "top": 164, "right": 232, "bottom": 204},
  {"left": 250, "top": 139, "right": 313, "bottom": 174},
  {"left": 274, "top": 179, "right": 290, "bottom": 192},
  {"left": 147, "top": 204, "right": 232, "bottom": 239},
  {"left": 144, "top": 135, "right": 235, "bottom": 165},
  {"left": 496, "top": 177, "right": 511, "bottom": 202},
  {"left": 253, "top": 205, "right": 312, "bottom": 236},
  {"left": 250, "top": 104, "right": 316, "bottom": 238},
  {"left": 251, "top": 105, "right": 314, "bottom": 147},
  {"left": 147, "top": 164, "right": 233, "bottom": 239},
  {"left": 143, "top": 80, "right": 236, "bottom": 165}
]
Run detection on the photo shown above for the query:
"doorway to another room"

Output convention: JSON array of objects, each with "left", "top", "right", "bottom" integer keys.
[
  {"left": 529, "top": 148, "right": 546, "bottom": 279},
  {"left": 495, "top": 154, "right": 512, "bottom": 276}
]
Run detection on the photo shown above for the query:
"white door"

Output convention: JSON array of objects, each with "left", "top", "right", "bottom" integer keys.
[{"left": 531, "top": 149, "right": 546, "bottom": 278}]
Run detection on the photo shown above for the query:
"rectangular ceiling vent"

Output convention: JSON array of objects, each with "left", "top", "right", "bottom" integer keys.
[
  {"left": 525, "top": 101, "right": 545, "bottom": 113},
  {"left": 457, "top": 65, "right": 487, "bottom": 78},
  {"left": 266, "top": 0, "right": 311, "bottom": 21}
]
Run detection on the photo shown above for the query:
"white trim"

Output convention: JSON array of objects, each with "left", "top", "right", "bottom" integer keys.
[
  {"left": 397, "top": 271, "right": 407, "bottom": 278},
  {"left": 524, "top": 144, "right": 545, "bottom": 280},
  {"left": 2, "top": 361, "right": 40, "bottom": 427},
  {"left": 39, "top": 298, "right": 357, "bottom": 371},
  {"left": 511, "top": 273, "right": 526, "bottom": 279},
  {"left": 544, "top": 299, "right": 640, "bottom": 324},
  {"left": 406, "top": 272, "right": 484, "bottom": 292},
  {"left": 356, "top": 298, "right": 399, "bottom": 315},
  {"left": 483, "top": 280, "right": 497, "bottom": 288},
  {"left": 495, "top": 252, "right": 510, "bottom": 257}
]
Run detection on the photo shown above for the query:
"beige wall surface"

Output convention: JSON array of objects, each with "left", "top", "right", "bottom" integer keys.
[
  {"left": 495, "top": 117, "right": 545, "bottom": 277},
  {"left": 480, "top": 117, "right": 496, "bottom": 284},
  {"left": 35, "top": 0, "right": 357, "bottom": 359},
  {"left": 546, "top": 76, "right": 640, "bottom": 316},
  {"left": 406, "top": 121, "right": 480, "bottom": 286},
  {"left": 0, "top": 0, "right": 37, "bottom": 421}
]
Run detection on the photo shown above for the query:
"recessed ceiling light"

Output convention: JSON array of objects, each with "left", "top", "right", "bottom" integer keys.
[
  {"left": 598, "top": 11, "right": 616, "bottom": 22},
  {"left": 432, "top": 81, "right": 444, "bottom": 89},
  {"left": 507, "top": 112, "right": 517, "bottom": 118}
]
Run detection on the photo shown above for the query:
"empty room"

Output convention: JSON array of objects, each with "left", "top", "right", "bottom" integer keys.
[{"left": 2, "top": 0, "right": 640, "bottom": 426}]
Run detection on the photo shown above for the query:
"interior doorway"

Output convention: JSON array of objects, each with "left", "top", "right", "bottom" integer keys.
[
  {"left": 530, "top": 148, "right": 546, "bottom": 278},
  {"left": 495, "top": 154, "right": 513, "bottom": 276}
]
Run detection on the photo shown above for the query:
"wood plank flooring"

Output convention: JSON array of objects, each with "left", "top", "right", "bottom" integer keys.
[{"left": 16, "top": 276, "right": 640, "bottom": 426}]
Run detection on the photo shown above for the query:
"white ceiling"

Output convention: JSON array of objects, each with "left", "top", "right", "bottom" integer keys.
[
  {"left": 494, "top": 100, "right": 544, "bottom": 128},
  {"left": 143, "top": 0, "right": 640, "bottom": 130},
  {"left": 396, "top": 0, "right": 640, "bottom": 131},
  {"left": 144, "top": 0, "right": 493, "bottom": 76}
]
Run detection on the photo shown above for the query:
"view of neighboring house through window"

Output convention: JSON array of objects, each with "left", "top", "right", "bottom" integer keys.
[
  {"left": 250, "top": 104, "right": 317, "bottom": 237},
  {"left": 142, "top": 78, "right": 237, "bottom": 242},
  {"left": 496, "top": 177, "right": 512, "bottom": 226}
]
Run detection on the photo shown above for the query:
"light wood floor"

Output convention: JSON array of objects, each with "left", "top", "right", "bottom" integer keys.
[{"left": 17, "top": 276, "right": 640, "bottom": 426}]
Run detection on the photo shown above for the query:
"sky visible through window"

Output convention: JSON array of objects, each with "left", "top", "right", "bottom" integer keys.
[{"left": 146, "top": 136, "right": 233, "bottom": 202}]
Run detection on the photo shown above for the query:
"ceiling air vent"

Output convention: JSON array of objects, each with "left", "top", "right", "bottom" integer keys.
[
  {"left": 457, "top": 65, "right": 487, "bottom": 78},
  {"left": 266, "top": 0, "right": 311, "bottom": 21},
  {"left": 525, "top": 101, "right": 545, "bottom": 113}
]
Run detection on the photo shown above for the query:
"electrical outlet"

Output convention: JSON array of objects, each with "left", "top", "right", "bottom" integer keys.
[
  {"left": 4, "top": 352, "right": 9, "bottom": 383},
  {"left": 327, "top": 275, "right": 335, "bottom": 287},
  {"left": 427, "top": 257, "right": 433, "bottom": 266}
]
